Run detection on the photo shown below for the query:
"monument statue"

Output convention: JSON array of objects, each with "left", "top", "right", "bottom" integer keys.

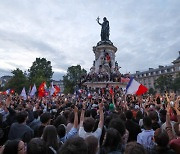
[{"left": 96, "top": 17, "right": 110, "bottom": 41}]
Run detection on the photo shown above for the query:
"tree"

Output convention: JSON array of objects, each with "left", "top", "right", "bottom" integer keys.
[
  {"left": 63, "top": 65, "right": 87, "bottom": 94},
  {"left": 148, "top": 88, "right": 156, "bottom": 95},
  {"left": 172, "top": 73, "right": 180, "bottom": 93},
  {"left": 5, "top": 68, "right": 28, "bottom": 94},
  {"left": 154, "top": 75, "right": 173, "bottom": 93},
  {"left": 28, "top": 58, "right": 53, "bottom": 87}
]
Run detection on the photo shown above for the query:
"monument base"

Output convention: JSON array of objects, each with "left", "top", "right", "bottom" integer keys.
[{"left": 97, "top": 40, "right": 113, "bottom": 46}]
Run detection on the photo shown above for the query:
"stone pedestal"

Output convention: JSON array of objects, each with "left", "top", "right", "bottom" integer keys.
[
  {"left": 83, "top": 41, "right": 127, "bottom": 89},
  {"left": 93, "top": 43, "right": 117, "bottom": 73}
]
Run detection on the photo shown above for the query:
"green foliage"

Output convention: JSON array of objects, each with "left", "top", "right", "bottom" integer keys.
[
  {"left": 63, "top": 65, "right": 87, "bottom": 94},
  {"left": 28, "top": 58, "right": 53, "bottom": 87},
  {"left": 154, "top": 75, "right": 173, "bottom": 93},
  {"left": 5, "top": 68, "right": 28, "bottom": 94},
  {"left": 148, "top": 88, "right": 156, "bottom": 95},
  {"left": 3, "top": 58, "right": 53, "bottom": 94},
  {"left": 172, "top": 73, "right": 180, "bottom": 92}
]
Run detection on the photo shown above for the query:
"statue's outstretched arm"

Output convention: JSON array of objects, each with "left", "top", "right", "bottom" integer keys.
[
  {"left": 96, "top": 17, "right": 102, "bottom": 25},
  {"left": 97, "top": 21, "right": 102, "bottom": 25}
]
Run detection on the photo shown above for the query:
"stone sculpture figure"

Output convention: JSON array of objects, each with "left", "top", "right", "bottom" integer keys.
[{"left": 97, "top": 17, "right": 110, "bottom": 41}]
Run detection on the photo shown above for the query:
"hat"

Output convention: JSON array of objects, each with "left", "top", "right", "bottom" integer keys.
[{"left": 109, "top": 103, "right": 114, "bottom": 111}]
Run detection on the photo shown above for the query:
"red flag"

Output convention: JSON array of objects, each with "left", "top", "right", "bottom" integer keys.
[
  {"left": 109, "top": 87, "right": 114, "bottom": 96},
  {"left": 38, "top": 82, "right": 46, "bottom": 97},
  {"left": 54, "top": 85, "right": 60, "bottom": 96}
]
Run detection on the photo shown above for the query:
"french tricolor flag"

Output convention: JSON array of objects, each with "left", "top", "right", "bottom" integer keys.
[
  {"left": 87, "top": 92, "right": 92, "bottom": 99},
  {"left": 126, "top": 78, "right": 148, "bottom": 95},
  {"left": 5, "top": 89, "right": 10, "bottom": 95},
  {"left": 78, "top": 89, "right": 83, "bottom": 94}
]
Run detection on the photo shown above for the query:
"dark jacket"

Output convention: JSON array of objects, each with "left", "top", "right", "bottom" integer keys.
[
  {"left": 8, "top": 122, "right": 34, "bottom": 143},
  {"left": 125, "top": 119, "right": 141, "bottom": 142}
]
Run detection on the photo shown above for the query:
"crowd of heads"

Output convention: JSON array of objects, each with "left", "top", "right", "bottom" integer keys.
[{"left": 0, "top": 89, "right": 179, "bottom": 154}]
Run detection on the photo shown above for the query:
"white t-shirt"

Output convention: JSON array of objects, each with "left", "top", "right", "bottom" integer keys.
[
  {"left": 137, "top": 129, "right": 155, "bottom": 150},
  {"left": 78, "top": 127, "right": 102, "bottom": 140}
]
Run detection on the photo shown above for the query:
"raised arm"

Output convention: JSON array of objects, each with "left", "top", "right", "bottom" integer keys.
[
  {"left": 73, "top": 106, "right": 78, "bottom": 128},
  {"left": 165, "top": 96, "right": 175, "bottom": 140},
  {"left": 79, "top": 101, "right": 86, "bottom": 127},
  {"left": 5, "top": 95, "right": 16, "bottom": 115},
  {"left": 96, "top": 17, "right": 102, "bottom": 25},
  {"left": 174, "top": 99, "right": 180, "bottom": 123},
  {"left": 98, "top": 102, "right": 104, "bottom": 129}
]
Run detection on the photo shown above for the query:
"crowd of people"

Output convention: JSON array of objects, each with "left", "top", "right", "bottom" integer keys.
[
  {"left": 80, "top": 52, "right": 125, "bottom": 83},
  {"left": 0, "top": 88, "right": 179, "bottom": 154}
]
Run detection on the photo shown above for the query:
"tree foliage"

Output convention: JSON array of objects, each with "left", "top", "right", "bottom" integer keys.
[
  {"left": 154, "top": 75, "right": 173, "bottom": 93},
  {"left": 148, "top": 88, "right": 156, "bottom": 95},
  {"left": 63, "top": 65, "right": 87, "bottom": 94},
  {"left": 5, "top": 68, "right": 28, "bottom": 94},
  {"left": 172, "top": 73, "right": 180, "bottom": 92},
  {"left": 28, "top": 58, "right": 53, "bottom": 87}
]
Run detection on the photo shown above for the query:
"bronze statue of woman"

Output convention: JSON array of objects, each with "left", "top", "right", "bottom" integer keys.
[{"left": 96, "top": 17, "right": 110, "bottom": 41}]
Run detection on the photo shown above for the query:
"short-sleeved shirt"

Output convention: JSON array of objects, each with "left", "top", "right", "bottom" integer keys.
[
  {"left": 78, "top": 127, "right": 102, "bottom": 140},
  {"left": 137, "top": 129, "right": 155, "bottom": 150}
]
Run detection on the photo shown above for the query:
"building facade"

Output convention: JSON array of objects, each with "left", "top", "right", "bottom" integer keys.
[
  {"left": 132, "top": 52, "right": 180, "bottom": 90},
  {"left": 0, "top": 75, "right": 12, "bottom": 87}
]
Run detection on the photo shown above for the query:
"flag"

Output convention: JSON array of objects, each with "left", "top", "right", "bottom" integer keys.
[
  {"left": 121, "top": 77, "right": 130, "bottom": 83},
  {"left": 87, "top": 92, "right": 92, "bottom": 99},
  {"left": 126, "top": 78, "right": 148, "bottom": 95},
  {"left": 30, "top": 84, "right": 37, "bottom": 97},
  {"left": 38, "top": 82, "right": 46, "bottom": 97},
  {"left": 54, "top": 85, "right": 60, "bottom": 95},
  {"left": 78, "top": 89, "right": 83, "bottom": 94},
  {"left": 20, "top": 87, "right": 27, "bottom": 100},
  {"left": 4, "top": 89, "right": 10, "bottom": 95},
  {"left": 50, "top": 82, "right": 55, "bottom": 95},
  {"left": 44, "top": 82, "right": 47, "bottom": 90},
  {"left": 109, "top": 87, "right": 114, "bottom": 96}
]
